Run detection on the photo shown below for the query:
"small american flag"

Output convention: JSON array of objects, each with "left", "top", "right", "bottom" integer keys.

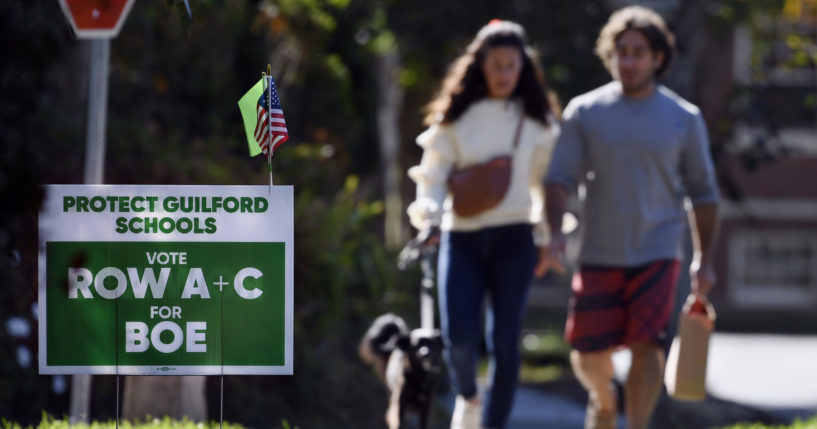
[{"left": 253, "top": 77, "right": 289, "bottom": 155}]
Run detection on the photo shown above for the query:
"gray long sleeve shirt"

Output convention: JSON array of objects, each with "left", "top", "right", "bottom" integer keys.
[{"left": 545, "top": 82, "right": 720, "bottom": 266}]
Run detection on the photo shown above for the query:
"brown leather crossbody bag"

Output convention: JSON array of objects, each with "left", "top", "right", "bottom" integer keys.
[{"left": 447, "top": 115, "right": 524, "bottom": 217}]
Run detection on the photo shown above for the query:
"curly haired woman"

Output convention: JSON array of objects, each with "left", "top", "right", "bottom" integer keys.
[{"left": 407, "top": 20, "right": 560, "bottom": 429}]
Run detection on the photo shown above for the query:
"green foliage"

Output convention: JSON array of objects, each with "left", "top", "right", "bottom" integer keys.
[
  {"left": 0, "top": 415, "right": 246, "bottom": 429},
  {"left": 279, "top": 420, "right": 299, "bottom": 429},
  {"left": 518, "top": 330, "right": 571, "bottom": 384},
  {"left": 718, "top": 416, "right": 817, "bottom": 429},
  {"left": 520, "top": 331, "right": 571, "bottom": 359}
]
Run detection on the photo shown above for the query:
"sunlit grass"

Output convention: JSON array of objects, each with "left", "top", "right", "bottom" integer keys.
[
  {"left": 0, "top": 415, "right": 264, "bottom": 429},
  {"left": 519, "top": 363, "right": 565, "bottom": 384},
  {"left": 518, "top": 330, "right": 570, "bottom": 384},
  {"left": 520, "top": 330, "right": 571, "bottom": 357},
  {"left": 718, "top": 417, "right": 817, "bottom": 429}
]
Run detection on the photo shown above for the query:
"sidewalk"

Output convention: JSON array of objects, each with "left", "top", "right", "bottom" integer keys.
[
  {"left": 503, "top": 333, "right": 817, "bottom": 429},
  {"left": 706, "top": 333, "right": 817, "bottom": 410},
  {"left": 507, "top": 388, "right": 624, "bottom": 429}
]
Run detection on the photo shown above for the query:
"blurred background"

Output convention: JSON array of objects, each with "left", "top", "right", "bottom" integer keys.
[{"left": 1, "top": 0, "right": 815, "bottom": 428}]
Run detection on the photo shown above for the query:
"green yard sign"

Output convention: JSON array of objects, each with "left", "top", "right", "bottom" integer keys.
[{"left": 38, "top": 185, "right": 294, "bottom": 375}]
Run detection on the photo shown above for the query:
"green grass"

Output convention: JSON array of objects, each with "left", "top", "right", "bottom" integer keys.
[
  {"left": 520, "top": 330, "right": 572, "bottom": 357},
  {"left": 718, "top": 417, "right": 817, "bottom": 429},
  {"left": 0, "top": 415, "right": 255, "bottom": 429},
  {"left": 518, "top": 330, "right": 571, "bottom": 384},
  {"left": 519, "top": 362, "right": 565, "bottom": 383}
]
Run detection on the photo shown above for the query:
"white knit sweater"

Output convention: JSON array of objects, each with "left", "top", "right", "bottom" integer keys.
[{"left": 407, "top": 98, "right": 559, "bottom": 237}]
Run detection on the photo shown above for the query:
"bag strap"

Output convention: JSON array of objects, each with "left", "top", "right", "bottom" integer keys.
[
  {"left": 450, "top": 109, "right": 526, "bottom": 165},
  {"left": 511, "top": 112, "right": 524, "bottom": 150}
]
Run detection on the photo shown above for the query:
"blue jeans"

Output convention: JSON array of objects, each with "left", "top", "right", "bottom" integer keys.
[{"left": 438, "top": 223, "right": 536, "bottom": 429}]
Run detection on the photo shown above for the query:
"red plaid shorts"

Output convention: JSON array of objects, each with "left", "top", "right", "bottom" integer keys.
[{"left": 565, "top": 259, "right": 680, "bottom": 352}]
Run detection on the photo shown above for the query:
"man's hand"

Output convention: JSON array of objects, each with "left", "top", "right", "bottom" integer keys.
[
  {"left": 534, "top": 231, "right": 567, "bottom": 277},
  {"left": 690, "top": 260, "right": 716, "bottom": 297}
]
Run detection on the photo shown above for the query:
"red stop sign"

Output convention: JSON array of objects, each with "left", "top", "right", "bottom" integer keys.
[{"left": 59, "top": 0, "right": 136, "bottom": 39}]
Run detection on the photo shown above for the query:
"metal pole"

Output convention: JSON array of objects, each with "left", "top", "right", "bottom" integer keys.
[
  {"left": 70, "top": 37, "right": 110, "bottom": 425},
  {"left": 420, "top": 249, "right": 435, "bottom": 331},
  {"left": 83, "top": 38, "right": 109, "bottom": 184},
  {"left": 116, "top": 375, "right": 120, "bottom": 429},
  {"left": 220, "top": 278, "right": 225, "bottom": 429},
  {"left": 68, "top": 374, "right": 92, "bottom": 424}
]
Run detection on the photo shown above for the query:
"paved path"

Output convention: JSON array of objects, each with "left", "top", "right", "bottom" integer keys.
[
  {"left": 506, "top": 388, "right": 626, "bottom": 429},
  {"left": 503, "top": 333, "right": 817, "bottom": 429},
  {"left": 706, "top": 333, "right": 817, "bottom": 409}
]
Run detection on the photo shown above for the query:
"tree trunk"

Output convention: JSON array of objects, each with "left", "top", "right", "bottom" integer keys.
[
  {"left": 374, "top": 49, "right": 405, "bottom": 249},
  {"left": 122, "top": 376, "right": 207, "bottom": 422}
]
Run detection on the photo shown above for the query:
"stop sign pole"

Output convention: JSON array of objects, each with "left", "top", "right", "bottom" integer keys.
[{"left": 57, "top": 0, "right": 135, "bottom": 424}]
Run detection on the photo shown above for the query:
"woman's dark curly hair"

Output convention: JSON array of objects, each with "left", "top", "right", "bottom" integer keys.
[{"left": 423, "top": 20, "right": 557, "bottom": 126}]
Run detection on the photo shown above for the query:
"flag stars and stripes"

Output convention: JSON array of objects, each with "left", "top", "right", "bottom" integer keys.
[{"left": 253, "top": 77, "right": 289, "bottom": 156}]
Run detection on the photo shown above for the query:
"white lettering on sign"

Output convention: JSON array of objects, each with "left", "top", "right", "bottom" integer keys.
[
  {"left": 126, "top": 322, "right": 149, "bottom": 352},
  {"left": 145, "top": 252, "right": 188, "bottom": 265},
  {"left": 68, "top": 267, "right": 171, "bottom": 299},
  {"left": 125, "top": 321, "right": 207, "bottom": 353},
  {"left": 95, "top": 267, "right": 128, "bottom": 299},
  {"left": 151, "top": 321, "right": 184, "bottom": 353},
  {"left": 234, "top": 267, "right": 263, "bottom": 299},
  {"left": 128, "top": 267, "right": 170, "bottom": 298},
  {"left": 67, "top": 267, "right": 263, "bottom": 299},
  {"left": 149, "top": 305, "right": 182, "bottom": 319},
  {"left": 186, "top": 322, "right": 207, "bottom": 353},
  {"left": 68, "top": 267, "right": 93, "bottom": 298},
  {"left": 181, "top": 268, "right": 210, "bottom": 299}
]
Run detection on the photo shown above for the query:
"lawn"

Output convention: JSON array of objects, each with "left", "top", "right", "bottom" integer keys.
[
  {"left": 0, "top": 416, "right": 251, "bottom": 429},
  {"left": 718, "top": 418, "right": 817, "bottom": 429}
]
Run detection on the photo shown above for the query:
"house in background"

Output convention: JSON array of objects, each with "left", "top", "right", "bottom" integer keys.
[
  {"left": 713, "top": 0, "right": 817, "bottom": 331},
  {"left": 715, "top": 157, "right": 817, "bottom": 331}
]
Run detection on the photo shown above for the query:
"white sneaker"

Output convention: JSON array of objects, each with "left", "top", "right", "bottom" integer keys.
[{"left": 450, "top": 395, "right": 482, "bottom": 429}]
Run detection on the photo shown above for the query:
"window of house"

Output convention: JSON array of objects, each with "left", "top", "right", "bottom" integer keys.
[{"left": 729, "top": 229, "right": 817, "bottom": 307}]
